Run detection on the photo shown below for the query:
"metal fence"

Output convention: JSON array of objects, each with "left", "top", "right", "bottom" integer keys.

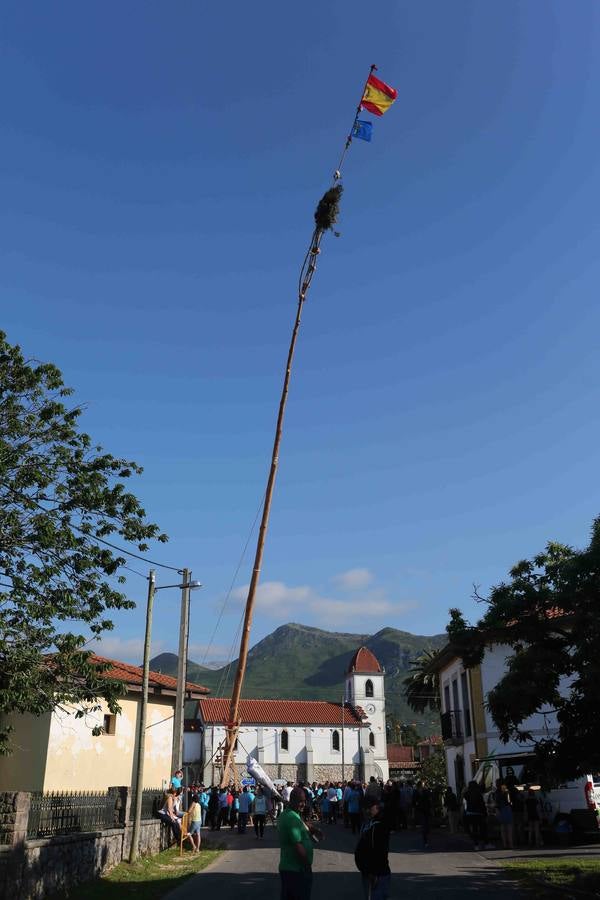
[
  {"left": 129, "top": 788, "right": 164, "bottom": 822},
  {"left": 27, "top": 791, "right": 117, "bottom": 839}
]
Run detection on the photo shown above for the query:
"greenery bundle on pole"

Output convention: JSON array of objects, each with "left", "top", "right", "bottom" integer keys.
[
  {"left": 0, "top": 332, "right": 166, "bottom": 754},
  {"left": 314, "top": 185, "right": 343, "bottom": 233}
]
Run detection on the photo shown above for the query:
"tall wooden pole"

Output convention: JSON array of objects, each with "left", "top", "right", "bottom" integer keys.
[
  {"left": 220, "top": 232, "right": 323, "bottom": 786},
  {"left": 219, "top": 65, "right": 382, "bottom": 787}
]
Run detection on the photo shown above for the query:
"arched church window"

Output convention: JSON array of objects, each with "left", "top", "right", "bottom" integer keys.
[
  {"left": 281, "top": 729, "right": 289, "bottom": 751},
  {"left": 369, "top": 731, "right": 375, "bottom": 748},
  {"left": 365, "top": 679, "right": 374, "bottom": 698},
  {"left": 332, "top": 730, "right": 340, "bottom": 751}
]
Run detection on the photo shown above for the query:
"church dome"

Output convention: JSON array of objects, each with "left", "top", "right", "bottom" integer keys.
[{"left": 346, "top": 646, "right": 383, "bottom": 674}]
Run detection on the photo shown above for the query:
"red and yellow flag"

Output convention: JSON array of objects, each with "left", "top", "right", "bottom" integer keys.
[{"left": 361, "top": 73, "right": 397, "bottom": 117}]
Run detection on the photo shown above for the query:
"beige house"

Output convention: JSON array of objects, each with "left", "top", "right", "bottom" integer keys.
[{"left": 0, "top": 656, "right": 209, "bottom": 792}]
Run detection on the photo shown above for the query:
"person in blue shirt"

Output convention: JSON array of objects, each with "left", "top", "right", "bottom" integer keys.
[
  {"left": 170, "top": 769, "right": 183, "bottom": 790},
  {"left": 199, "top": 788, "right": 209, "bottom": 827},
  {"left": 347, "top": 782, "right": 362, "bottom": 834},
  {"left": 238, "top": 786, "right": 251, "bottom": 834},
  {"left": 230, "top": 789, "right": 240, "bottom": 830}
]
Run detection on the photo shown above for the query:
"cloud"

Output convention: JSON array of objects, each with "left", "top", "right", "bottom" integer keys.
[
  {"left": 91, "top": 635, "right": 166, "bottom": 664},
  {"left": 332, "top": 568, "right": 373, "bottom": 591},
  {"left": 232, "top": 581, "right": 314, "bottom": 616},
  {"left": 231, "top": 579, "right": 415, "bottom": 630},
  {"left": 187, "top": 642, "right": 231, "bottom": 664}
]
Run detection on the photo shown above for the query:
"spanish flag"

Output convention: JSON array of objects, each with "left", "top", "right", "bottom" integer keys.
[{"left": 361, "top": 73, "right": 397, "bottom": 117}]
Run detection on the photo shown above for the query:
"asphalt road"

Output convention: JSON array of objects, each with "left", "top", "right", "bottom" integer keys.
[{"left": 166, "top": 823, "right": 522, "bottom": 899}]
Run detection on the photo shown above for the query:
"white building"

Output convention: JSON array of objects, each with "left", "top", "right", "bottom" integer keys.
[
  {"left": 431, "top": 642, "right": 560, "bottom": 794},
  {"left": 184, "top": 646, "right": 389, "bottom": 784}
]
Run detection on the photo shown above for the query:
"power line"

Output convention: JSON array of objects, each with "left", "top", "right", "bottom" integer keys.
[
  {"left": 123, "top": 565, "right": 148, "bottom": 579},
  {"left": 200, "top": 492, "right": 265, "bottom": 669},
  {"left": 71, "top": 524, "right": 181, "bottom": 572}
]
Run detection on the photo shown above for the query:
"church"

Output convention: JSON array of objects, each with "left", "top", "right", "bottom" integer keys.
[{"left": 184, "top": 646, "right": 389, "bottom": 784}]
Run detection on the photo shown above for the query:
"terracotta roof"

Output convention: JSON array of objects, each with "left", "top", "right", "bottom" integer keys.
[
  {"left": 417, "top": 735, "right": 442, "bottom": 746},
  {"left": 197, "top": 698, "right": 366, "bottom": 726},
  {"left": 386, "top": 744, "right": 415, "bottom": 764},
  {"left": 346, "top": 646, "right": 383, "bottom": 675},
  {"left": 88, "top": 655, "right": 210, "bottom": 696}
]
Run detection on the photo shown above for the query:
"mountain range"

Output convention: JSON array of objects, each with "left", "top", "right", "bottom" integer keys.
[{"left": 150, "top": 622, "right": 446, "bottom": 733}]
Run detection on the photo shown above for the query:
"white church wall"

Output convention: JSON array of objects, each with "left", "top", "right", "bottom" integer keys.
[{"left": 201, "top": 722, "right": 364, "bottom": 784}]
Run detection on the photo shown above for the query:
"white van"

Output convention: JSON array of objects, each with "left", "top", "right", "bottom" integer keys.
[{"left": 472, "top": 753, "right": 600, "bottom": 830}]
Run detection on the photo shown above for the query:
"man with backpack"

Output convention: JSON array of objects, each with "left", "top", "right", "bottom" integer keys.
[{"left": 354, "top": 797, "right": 391, "bottom": 899}]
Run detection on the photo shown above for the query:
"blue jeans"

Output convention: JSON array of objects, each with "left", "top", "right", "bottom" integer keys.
[{"left": 361, "top": 874, "right": 391, "bottom": 900}]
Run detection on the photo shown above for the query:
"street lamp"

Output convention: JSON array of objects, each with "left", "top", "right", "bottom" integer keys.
[{"left": 129, "top": 570, "right": 202, "bottom": 863}]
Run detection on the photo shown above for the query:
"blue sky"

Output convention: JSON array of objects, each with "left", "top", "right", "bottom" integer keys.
[{"left": 2, "top": 2, "right": 600, "bottom": 669}]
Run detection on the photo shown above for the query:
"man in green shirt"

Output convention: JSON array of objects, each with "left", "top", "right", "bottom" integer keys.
[{"left": 278, "top": 787, "right": 322, "bottom": 899}]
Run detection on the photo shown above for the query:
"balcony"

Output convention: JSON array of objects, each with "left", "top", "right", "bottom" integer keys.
[{"left": 441, "top": 710, "right": 464, "bottom": 745}]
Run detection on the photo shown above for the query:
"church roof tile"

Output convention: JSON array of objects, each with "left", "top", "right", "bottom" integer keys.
[{"left": 197, "top": 698, "right": 366, "bottom": 726}]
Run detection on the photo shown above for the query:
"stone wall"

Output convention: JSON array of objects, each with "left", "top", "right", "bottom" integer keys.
[
  {"left": 312, "top": 764, "right": 361, "bottom": 783},
  {"left": 259, "top": 763, "right": 307, "bottom": 783},
  {"left": 0, "top": 790, "right": 169, "bottom": 899}
]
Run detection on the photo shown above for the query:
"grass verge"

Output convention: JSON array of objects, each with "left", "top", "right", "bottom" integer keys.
[
  {"left": 57, "top": 843, "right": 223, "bottom": 900},
  {"left": 503, "top": 856, "right": 600, "bottom": 897}
]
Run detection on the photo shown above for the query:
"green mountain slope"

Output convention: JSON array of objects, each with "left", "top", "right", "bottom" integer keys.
[{"left": 151, "top": 622, "right": 446, "bottom": 732}]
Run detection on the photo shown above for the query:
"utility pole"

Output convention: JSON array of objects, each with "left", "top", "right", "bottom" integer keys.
[
  {"left": 129, "top": 569, "right": 155, "bottom": 863},
  {"left": 341, "top": 694, "right": 345, "bottom": 782},
  {"left": 171, "top": 568, "right": 191, "bottom": 777}
]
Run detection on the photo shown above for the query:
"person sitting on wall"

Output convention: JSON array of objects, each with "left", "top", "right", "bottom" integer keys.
[{"left": 158, "top": 789, "right": 182, "bottom": 843}]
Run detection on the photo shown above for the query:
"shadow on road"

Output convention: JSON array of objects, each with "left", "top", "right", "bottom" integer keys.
[
  {"left": 166, "top": 826, "right": 522, "bottom": 899},
  {"left": 168, "top": 866, "right": 520, "bottom": 898}
]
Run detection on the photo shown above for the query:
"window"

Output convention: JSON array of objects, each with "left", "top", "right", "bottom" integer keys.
[
  {"left": 365, "top": 679, "right": 374, "bottom": 698},
  {"left": 444, "top": 683, "right": 450, "bottom": 713},
  {"left": 460, "top": 671, "right": 472, "bottom": 738},
  {"left": 234, "top": 738, "right": 239, "bottom": 750},
  {"left": 369, "top": 732, "right": 375, "bottom": 748},
  {"left": 281, "top": 729, "right": 289, "bottom": 751},
  {"left": 102, "top": 714, "right": 116, "bottom": 736},
  {"left": 332, "top": 730, "right": 340, "bottom": 751},
  {"left": 452, "top": 679, "right": 460, "bottom": 712}
]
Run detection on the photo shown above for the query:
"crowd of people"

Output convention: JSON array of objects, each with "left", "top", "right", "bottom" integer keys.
[
  {"left": 156, "top": 770, "right": 439, "bottom": 899},
  {"left": 450, "top": 776, "right": 544, "bottom": 851},
  {"left": 158, "top": 769, "right": 557, "bottom": 898}
]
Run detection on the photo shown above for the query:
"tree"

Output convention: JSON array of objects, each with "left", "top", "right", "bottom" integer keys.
[
  {"left": 419, "top": 748, "right": 447, "bottom": 790},
  {"left": 0, "top": 332, "right": 166, "bottom": 753},
  {"left": 386, "top": 714, "right": 422, "bottom": 747},
  {"left": 447, "top": 516, "right": 600, "bottom": 781},
  {"left": 403, "top": 648, "right": 441, "bottom": 714}
]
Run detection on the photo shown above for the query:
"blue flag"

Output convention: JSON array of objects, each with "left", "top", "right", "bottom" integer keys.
[{"left": 353, "top": 120, "right": 373, "bottom": 142}]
